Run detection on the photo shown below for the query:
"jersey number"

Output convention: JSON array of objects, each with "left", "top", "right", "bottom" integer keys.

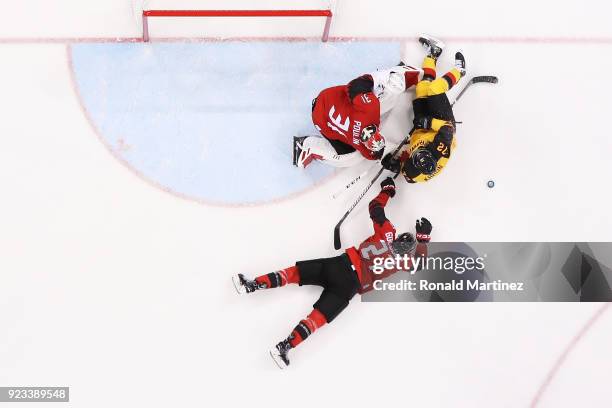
[
  {"left": 436, "top": 142, "right": 449, "bottom": 157},
  {"left": 360, "top": 240, "right": 389, "bottom": 259},
  {"left": 327, "top": 106, "right": 350, "bottom": 137}
]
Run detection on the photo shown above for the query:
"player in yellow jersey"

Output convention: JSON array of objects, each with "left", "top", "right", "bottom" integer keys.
[{"left": 383, "top": 35, "right": 466, "bottom": 183}]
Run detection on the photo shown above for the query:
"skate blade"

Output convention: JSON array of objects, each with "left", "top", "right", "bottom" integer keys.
[
  {"left": 269, "top": 350, "right": 287, "bottom": 370},
  {"left": 231, "top": 275, "right": 245, "bottom": 294},
  {"left": 292, "top": 136, "right": 301, "bottom": 167}
]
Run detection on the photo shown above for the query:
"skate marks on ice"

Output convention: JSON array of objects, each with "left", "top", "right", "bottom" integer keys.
[{"left": 69, "top": 41, "right": 401, "bottom": 205}]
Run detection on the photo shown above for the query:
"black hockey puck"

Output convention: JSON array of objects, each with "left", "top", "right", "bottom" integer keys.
[{"left": 487, "top": 180, "right": 495, "bottom": 188}]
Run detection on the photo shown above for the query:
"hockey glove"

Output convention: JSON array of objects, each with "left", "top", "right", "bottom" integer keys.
[
  {"left": 381, "top": 153, "right": 401, "bottom": 174},
  {"left": 415, "top": 217, "right": 432, "bottom": 242},
  {"left": 380, "top": 177, "right": 396, "bottom": 198},
  {"left": 372, "top": 148, "right": 385, "bottom": 160},
  {"left": 413, "top": 115, "right": 433, "bottom": 130}
]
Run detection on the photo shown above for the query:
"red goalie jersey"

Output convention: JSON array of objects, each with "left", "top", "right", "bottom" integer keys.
[
  {"left": 312, "top": 82, "right": 381, "bottom": 160},
  {"left": 311, "top": 71, "right": 420, "bottom": 161},
  {"left": 345, "top": 190, "right": 427, "bottom": 294}
]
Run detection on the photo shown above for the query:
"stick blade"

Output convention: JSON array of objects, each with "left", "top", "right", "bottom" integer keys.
[
  {"left": 472, "top": 75, "right": 499, "bottom": 84},
  {"left": 333, "top": 223, "right": 342, "bottom": 250}
]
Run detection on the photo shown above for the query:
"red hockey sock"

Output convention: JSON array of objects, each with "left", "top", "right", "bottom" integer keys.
[
  {"left": 442, "top": 70, "right": 461, "bottom": 89},
  {"left": 422, "top": 57, "right": 437, "bottom": 81},
  {"left": 288, "top": 309, "right": 327, "bottom": 348},
  {"left": 254, "top": 266, "right": 299, "bottom": 288}
]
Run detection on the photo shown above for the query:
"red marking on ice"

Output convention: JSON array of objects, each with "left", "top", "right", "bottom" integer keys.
[
  {"left": 3, "top": 35, "right": 612, "bottom": 44},
  {"left": 529, "top": 303, "right": 611, "bottom": 407}
]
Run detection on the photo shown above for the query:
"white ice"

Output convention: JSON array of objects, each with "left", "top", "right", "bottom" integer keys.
[{"left": 1, "top": 1, "right": 611, "bottom": 407}]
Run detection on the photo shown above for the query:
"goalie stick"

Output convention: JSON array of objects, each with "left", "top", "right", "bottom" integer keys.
[
  {"left": 332, "top": 74, "right": 498, "bottom": 250},
  {"left": 332, "top": 164, "right": 377, "bottom": 200},
  {"left": 333, "top": 128, "right": 414, "bottom": 250}
]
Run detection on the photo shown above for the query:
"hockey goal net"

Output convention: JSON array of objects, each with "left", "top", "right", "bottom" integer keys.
[{"left": 136, "top": 0, "right": 335, "bottom": 42}]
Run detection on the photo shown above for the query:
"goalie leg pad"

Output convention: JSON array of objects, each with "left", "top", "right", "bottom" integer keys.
[{"left": 300, "top": 136, "right": 364, "bottom": 168}]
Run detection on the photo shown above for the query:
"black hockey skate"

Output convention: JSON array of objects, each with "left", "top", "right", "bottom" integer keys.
[
  {"left": 270, "top": 339, "right": 292, "bottom": 369},
  {"left": 418, "top": 34, "right": 445, "bottom": 60},
  {"left": 454, "top": 51, "right": 466, "bottom": 77},
  {"left": 232, "top": 273, "right": 266, "bottom": 294}
]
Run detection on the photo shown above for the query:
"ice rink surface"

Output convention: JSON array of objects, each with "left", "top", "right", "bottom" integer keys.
[
  {"left": 1, "top": 1, "right": 611, "bottom": 407},
  {"left": 69, "top": 42, "right": 403, "bottom": 204}
]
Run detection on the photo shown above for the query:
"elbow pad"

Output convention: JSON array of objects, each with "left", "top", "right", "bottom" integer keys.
[
  {"left": 348, "top": 75, "right": 374, "bottom": 100},
  {"left": 369, "top": 202, "right": 387, "bottom": 226}
]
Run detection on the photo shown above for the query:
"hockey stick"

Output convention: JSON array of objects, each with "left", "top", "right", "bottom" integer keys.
[
  {"left": 332, "top": 166, "right": 376, "bottom": 200},
  {"left": 451, "top": 75, "right": 498, "bottom": 107},
  {"left": 333, "top": 128, "right": 414, "bottom": 250},
  {"left": 333, "top": 75, "right": 498, "bottom": 250}
]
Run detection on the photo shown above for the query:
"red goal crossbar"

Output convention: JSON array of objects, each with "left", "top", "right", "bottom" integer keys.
[{"left": 142, "top": 9, "right": 333, "bottom": 42}]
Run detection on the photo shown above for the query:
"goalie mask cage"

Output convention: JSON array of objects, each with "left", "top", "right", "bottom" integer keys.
[{"left": 138, "top": 1, "right": 335, "bottom": 42}]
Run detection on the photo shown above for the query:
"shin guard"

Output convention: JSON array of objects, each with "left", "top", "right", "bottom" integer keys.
[{"left": 288, "top": 309, "right": 328, "bottom": 348}]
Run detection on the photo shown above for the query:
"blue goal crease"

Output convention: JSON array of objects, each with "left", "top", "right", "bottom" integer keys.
[{"left": 70, "top": 41, "right": 400, "bottom": 204}]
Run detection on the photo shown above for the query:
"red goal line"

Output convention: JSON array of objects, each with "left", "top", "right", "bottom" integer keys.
[{"left": 142, "top": 9, "right": 333, "bottom": 42}]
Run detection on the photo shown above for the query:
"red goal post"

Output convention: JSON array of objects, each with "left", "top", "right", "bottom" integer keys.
[{"left": 142, "top": 8, "right": 333, "bottom": 42}]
